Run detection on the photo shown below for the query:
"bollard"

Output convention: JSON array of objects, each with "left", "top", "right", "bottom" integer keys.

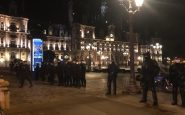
[{"left": 0, "top": 79, "right": 10, "bottom": 110}]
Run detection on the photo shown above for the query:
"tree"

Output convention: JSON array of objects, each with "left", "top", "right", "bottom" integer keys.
[
  {"left": 29, "top": 22, "right": 47, "bottom": 41},
  {"left": 43, "top": 50, "right": 55, "bottom": 63}
]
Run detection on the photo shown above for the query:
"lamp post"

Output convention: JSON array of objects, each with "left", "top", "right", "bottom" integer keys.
[{"left": 119, "top": 0, "right": 144, "bottom": 93}]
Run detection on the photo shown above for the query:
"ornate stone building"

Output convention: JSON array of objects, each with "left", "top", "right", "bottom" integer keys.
[
  {"left": 71, "top": 23, "right": 163, "bottom": 70},
  {"left": 0, "top": 13, "right": 162, "bottom": 69},
  {"left": 72, "top": 23, "right": 141, "bottom": 70},
  {"left": 0, "top": 14, "right": 30, "bottom": 67}
]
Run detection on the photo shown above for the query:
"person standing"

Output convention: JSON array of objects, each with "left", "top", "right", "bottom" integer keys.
[
  {"left": 80, "top": 62, "right": 86, "bottom": 87},
  {"left": 34, "top": 63, "right": 40, "bottom": 81},
  {"left": 19, "top": 61, "right": 33, "bottom": 88},
  {"left": 40, "top": 62, "right": 46, "bottom": 81},
  {"left": 140, "top": 52, "right": 160, "bottom": 106},
  {"left": 65, "top": 61, "right": 72, "bottom": 86},
  {"left": 180, "top": 67, "right": 185, "bottom": 107},
  {"left": 14, "top": 61, "right": 21, "bottom": 86},
  {"left": 169, "top": 62, "right": 185, "bottom": 106},
  {"left": 48, "top": 62, "right": 55, "bottom": 85},
  {"left": 57, "top": 61, "right": 65, "bottom": 86},
  {"left": 57, "top": 62, "right": 62, "bottom": 86},
  {"left": 106, "top": 61, "right": 119, "bottom": 95}
]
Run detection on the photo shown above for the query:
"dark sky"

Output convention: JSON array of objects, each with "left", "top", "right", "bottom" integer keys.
[
  {"left": 0, "top": 0, "right": 185, "bottom": 58},
  {"left": 0, "top": 0, "right": 69, "bottom": 23},
  {"left": 143, "top": 0, "right": 185, "bottom": 58}
]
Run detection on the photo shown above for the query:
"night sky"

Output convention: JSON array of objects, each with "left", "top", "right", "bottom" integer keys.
[{"left": 0, "top": 0, "right": 185, "bottom": 58}]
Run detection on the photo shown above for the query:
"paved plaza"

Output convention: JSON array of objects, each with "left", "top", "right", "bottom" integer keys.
[{"left": 1, "top": 72, "right": 185, "bottom": 115}]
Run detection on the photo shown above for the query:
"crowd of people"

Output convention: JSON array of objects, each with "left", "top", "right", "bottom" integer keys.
[
  {"left": 9, "top": 54, "right": 185, "bottom": 107},
  {"left": 34, "top": 61, "right": 86, "bottom": 87},
  {"left": 12, "top": 60, "right": 33, "bottom": 88},
  {"left": 139, "top": 52, "right": 185, "bottom": 107},
  {"left": 105, "top": 52, "right": 185, "bottom": 107},
  {"left": 10, "top": 60, "right": 86, "bottom": 88}
]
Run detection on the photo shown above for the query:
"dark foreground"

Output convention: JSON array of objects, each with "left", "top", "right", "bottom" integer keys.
[{"left": 1, "top": 72, "right": 184, "bottom": 115}]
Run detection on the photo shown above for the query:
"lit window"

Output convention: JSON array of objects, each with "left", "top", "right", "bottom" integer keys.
[
  {"left": 1, "top": 38, "right": 3, "bottom": 44},
  {"left": 1, "top": 53, "right": 3, "bottom": 58},
  {"left": 1, "top": 22, "right": 4, "bottom": 30}
]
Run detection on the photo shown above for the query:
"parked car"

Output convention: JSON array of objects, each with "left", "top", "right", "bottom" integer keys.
[
  {"left": 93, "top": 66, "right": 108, "bottom": 72},
  {"left": 119, "top": 65, "right": 141, "bottom": 73}
]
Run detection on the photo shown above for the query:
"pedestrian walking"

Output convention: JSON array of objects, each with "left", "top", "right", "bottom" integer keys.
[
  {"left": 139, "top": 52, "right": 160, "bottom": 106},
  {"left": 14, "top": 61, "right": 22, "bottom": 86},
  {"left": 19, "top": 61, "right": 33, "bottom": 88},
  {"left": 106, "top": 61, "right": 119, "bottom": 95}
]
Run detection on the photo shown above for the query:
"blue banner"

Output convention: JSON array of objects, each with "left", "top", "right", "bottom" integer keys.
[{"left": 32, "top": 39, "right": 43, "bottom": 71}]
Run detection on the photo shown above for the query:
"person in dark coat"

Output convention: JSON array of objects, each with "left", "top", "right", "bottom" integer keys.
[
  {"left": 65, "top": 61, "right": 72, "bottom": 86},
  {"left": 40, "top": 62, "right": 46, "bottom": 81},
  {"left": 80, "top": 62, "right": 86, "bottom": 87},
  {"left": 34, "top": 63, "right": 40, "bottom": 81},
  {"left": 169, "top": 62, "right": 185, "bottom": 106},
  {"left": 14, "top": 61, "right": 21, "bottom": 86},
  {"left": 140, "top": 52, "right": 160, "bottom": 106},
  {"left": 106, "top": 61, "right": 119, "bottom": 95},
  {"left": 74, "top": 62, "right": 81, "bottom": 87},
  {"left": 57, "top": 62, "right": 62, "bottom": 86},
  {"left": 63, "top": 61, "right": 67, "bottom": 86},
  {"left": 48, "top": 62, "right": 55, "bottom": 85},
  {"left": 71, "top": 61, "right": 76, "bottom": 86},
  {"left": 57, "top": 61, "right": 65, "bottom": 86},
  {"left": 19, "top": 61, "right": 33, "bottom": 88}
]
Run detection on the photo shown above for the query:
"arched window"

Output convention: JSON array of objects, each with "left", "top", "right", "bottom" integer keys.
[
  {"left": 1, "top": 22, "right": 4, "bottom": 30},
  {"left": 10, "top": 52, "right": 16, "bottom": 60},
  {"left": 9, "top": 22, "right": 17, "bottom": 32}
]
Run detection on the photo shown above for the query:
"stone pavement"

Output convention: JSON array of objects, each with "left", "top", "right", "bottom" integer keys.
[{"left": 0, "top": 72, "right": 184, "bottom": 115}]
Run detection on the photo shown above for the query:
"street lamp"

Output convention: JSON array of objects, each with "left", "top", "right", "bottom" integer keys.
[{"left": 119, "top": 0, "right": 144, "bottom": 94}]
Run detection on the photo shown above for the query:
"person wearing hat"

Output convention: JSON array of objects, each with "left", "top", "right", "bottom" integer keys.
[{"left": 140, "top": 52, "right": 160, "bottom": 106}]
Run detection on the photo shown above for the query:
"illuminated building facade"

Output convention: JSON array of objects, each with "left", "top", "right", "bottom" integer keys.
[
  {"left": 43, "top": 35, "right": 71, "bottom": 61},
  {"left": 140, "top": 38, "right": 163, "bottom": 63},
  {"left": 44, "top": 24, "right": 72, "bottom": 61},
  {"left": 0, "top": 14, "right": 162, "bottom": 69},
  {"left": 43, "top": 24, "right": 162, "bottom": 68},
  {"left": 150, "top": 38, "right": 163, "bottom": 62},
  {"left": 72, "top": 24, "right": 141, "bottom": 70},
  {"left": 0, "top": 14, "right": 30, "bottom": 67}
]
